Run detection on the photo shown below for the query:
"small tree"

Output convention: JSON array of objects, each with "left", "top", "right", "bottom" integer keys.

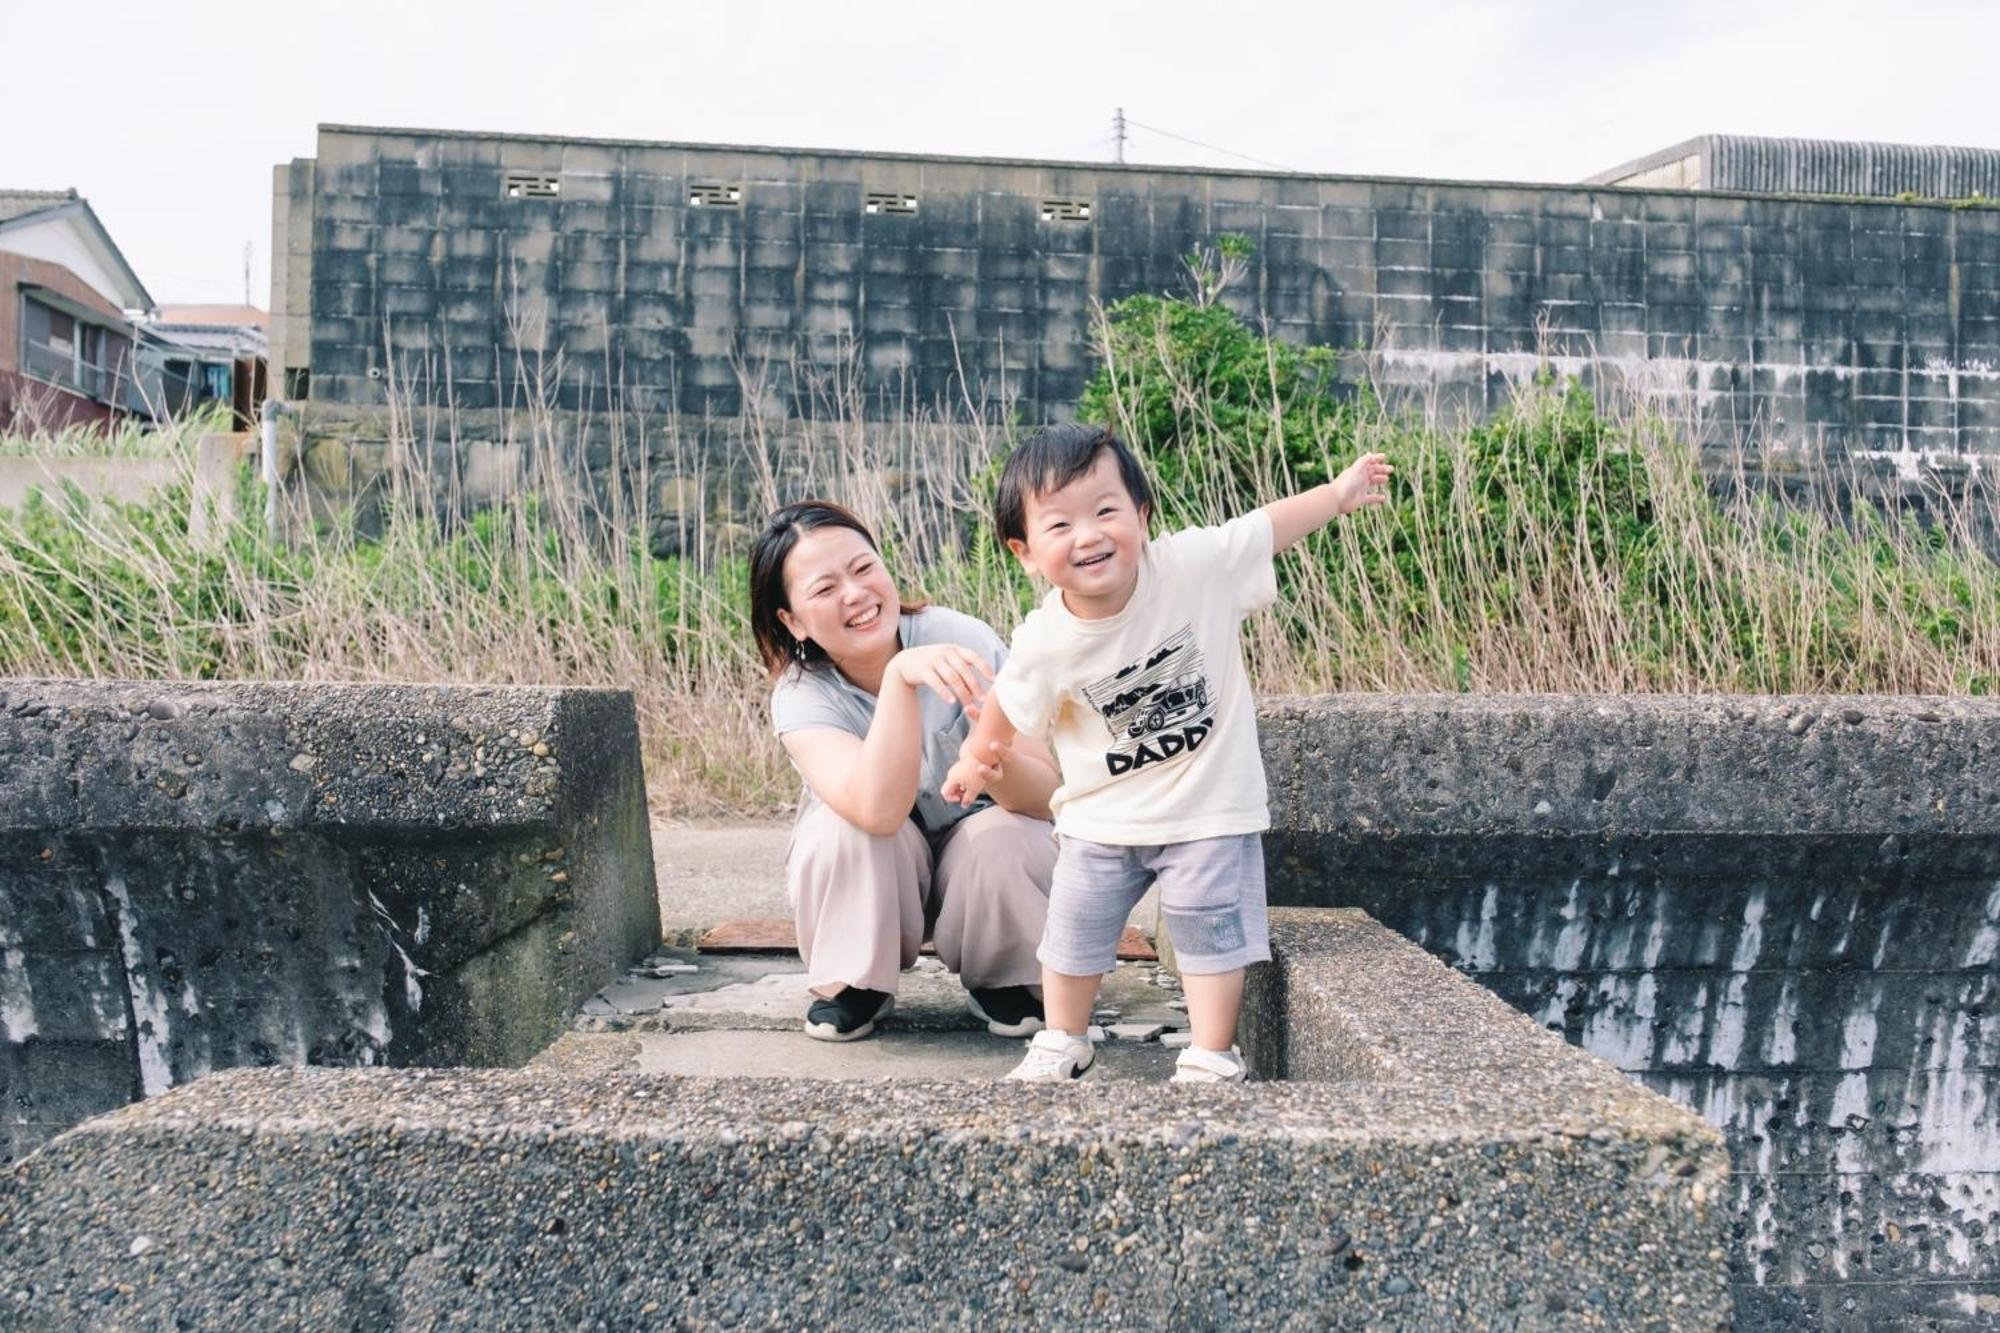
[{"left": 1078, "top": 235, "right": 1355, "bottom": 524}]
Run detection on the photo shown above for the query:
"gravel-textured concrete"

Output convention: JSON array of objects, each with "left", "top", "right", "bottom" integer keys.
[
  {"left": 0, "top": 906, "right": 1729, "bottom": 1330},
  {"left": 1256, "top": 693, "right": 1997, "bottom": 840},
  {"left": 0, "top": 681, "right": 659, "bottom": 1165},
  {"left": 1256, "top": 693, "right": 2000, "bottom": 1329}
]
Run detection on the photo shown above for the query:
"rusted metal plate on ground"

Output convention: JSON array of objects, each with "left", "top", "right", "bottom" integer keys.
[
  {"left": 697, "top": 918, "right": 1158, "bottom": 962},
  {"left": 1114, "top": 924, "right": 1158, "bottom": 961},
  {"left": 696, "top": 918, "right": 797, "bottom": 952}
]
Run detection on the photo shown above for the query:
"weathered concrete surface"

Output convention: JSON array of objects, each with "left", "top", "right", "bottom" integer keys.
[
  {"left": 0, "top": 680, "right": 659, "bottom": 1166},
  {"left": 556, "top": 948, "right": 1186, "bottom": 1083},
  {"left": 0, "top": 434, "right": 249, "bottom": 547},
  {"left": 1259, "top": 693, "right": 2000, "bottom": 1329},
  {"left": 0, "top": 907, "right": 1728, "bottom": 1330},
  {"left": 541, "top": 1028, "right": 1181, "bottom": 1082},
  {"left": 649, "top": 820, "right": 789, "bottom": 940},
  {"left": 580, "top": 948, "right": 1186, "bottom": 1034}
]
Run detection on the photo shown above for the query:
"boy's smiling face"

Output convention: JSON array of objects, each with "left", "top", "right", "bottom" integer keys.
[{"left": 1006, "top": 448, "right": 1150, "bottom": 620}]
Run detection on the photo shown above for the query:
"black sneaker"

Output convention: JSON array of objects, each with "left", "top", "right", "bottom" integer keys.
[
  {"left": 803, "top": 988, "right": 894, "bottom": 1042},
  {"left": 966, "top": 986, "right": 1046, "bottom": 1038}
]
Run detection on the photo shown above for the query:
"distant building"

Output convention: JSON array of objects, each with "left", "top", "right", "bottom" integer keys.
[
  {"left": 0, "top": 189, "right": 152, "bottom": 432},
  {"left": 273, "top": 125, "right": 2000, "bottom": 494},
  {"left": 138, "top": 305, "right": 270, "bottom": 429},
  {"left": 1587, "top": 134, "right": 2000, "bottom": 199}
]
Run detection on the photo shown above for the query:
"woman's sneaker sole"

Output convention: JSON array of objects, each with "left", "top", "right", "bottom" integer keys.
[
  {"left": 803, "top": 996, "right": 895, "bottom": 1043},
  {"left": 966, "top": 992, "right": 1047, "bottom": 1039}
]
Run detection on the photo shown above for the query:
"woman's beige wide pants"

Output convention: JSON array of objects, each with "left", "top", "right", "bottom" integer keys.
[{"left": 787, "top": 803, "right": 1055, "bottom": 997}]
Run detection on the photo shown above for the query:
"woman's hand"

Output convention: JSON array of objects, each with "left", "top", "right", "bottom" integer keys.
[{"left": 888, "top": 644, "right": 994, "bottom": 711}]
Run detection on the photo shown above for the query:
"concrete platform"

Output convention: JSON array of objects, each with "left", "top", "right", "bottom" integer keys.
[
  {"left": 0, "top": 909, "right": 1731, "bottom": 1330},
  {"left": 578, "top": 949, "right": 1188, "bottom": 1034},
  {"left": 537, "top": 1029, "right": 1180, "bottom": 1082}
]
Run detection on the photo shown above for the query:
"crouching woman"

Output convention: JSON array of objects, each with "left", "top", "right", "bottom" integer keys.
[{"left": 750, "top": 500, "right": 1056, "bottom": 1042}]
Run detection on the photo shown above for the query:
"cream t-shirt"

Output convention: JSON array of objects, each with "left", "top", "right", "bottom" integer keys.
[{"left": 992, "top": 510, "right": 1278, "bottom": 845}]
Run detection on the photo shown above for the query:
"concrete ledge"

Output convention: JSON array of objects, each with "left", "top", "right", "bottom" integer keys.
[
  {"left": 0, "top": 434, "right": 250, "bottom": 547},
  {"left": 1257, "top": 693, "right": 1997, "bottom": 841},
  {"left": 1241, "top": 908, "right": 1696, "bottom": 1095},
  {"left": 1, "top": 909, "right": 1729, "bottom": 1329},
  {"left": 1254, "top": 693, "right": 2000, "bottom": 1328},
  {"left": 0, "top": 680, "right": 659, "bottom": 1164}
]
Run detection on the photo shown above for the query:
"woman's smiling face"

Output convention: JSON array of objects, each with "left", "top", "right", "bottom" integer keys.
[{"left": 776, "top": 525, "right": 901, "bottom": 664}]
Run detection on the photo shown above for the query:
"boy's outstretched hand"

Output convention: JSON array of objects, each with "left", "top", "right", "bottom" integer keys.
[
  {"left": 1331, "top": 452, "right": 1394, "bottom": 515},
  {"left": 941, "top": 738, "right": 1009, "bottom": 807},
  {"left": 1266, "top": 451, "right": 1396, "bottom": 552}
]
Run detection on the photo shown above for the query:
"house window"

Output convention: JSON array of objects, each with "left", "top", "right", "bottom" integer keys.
[
  {"left": 22, "top": 299, "right": 81, "bottom": 394},
  {"left": 20, "top": 295, "right": 125, "bottom": 403}
]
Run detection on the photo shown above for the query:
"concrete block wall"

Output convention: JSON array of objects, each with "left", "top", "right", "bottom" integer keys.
[
  {"left": 1258, "top": 694, "right": 2000, "bottom": 1330},
  {"left": 279, "top": 124, "right": 2000, "bottom": 500}
]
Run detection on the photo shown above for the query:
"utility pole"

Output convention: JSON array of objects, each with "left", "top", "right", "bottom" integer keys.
[
  {"left": 1113, "top": 107, "right": 1127, "bottom": 164},
  {"left": 243, "top": 241, "right": 252, "bottom": 307}
]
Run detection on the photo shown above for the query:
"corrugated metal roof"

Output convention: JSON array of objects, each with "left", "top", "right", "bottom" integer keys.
[
  {"left": 153, "top": 304, "right": 268, "bottom": 330},
  {"left": 1706, "top": 136, "right": 2000, "bottom": 198},
  {"left": 1589, "top": 135, "right": 2000, "bottom": 199},
  {"left": 144, "top": 324, "right": 269, "bottom": 357}
]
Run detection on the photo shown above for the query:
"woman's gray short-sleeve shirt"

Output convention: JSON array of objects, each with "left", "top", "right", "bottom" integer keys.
[{"left": 769, "top": 606, "right": 1008, "bottom": 834}]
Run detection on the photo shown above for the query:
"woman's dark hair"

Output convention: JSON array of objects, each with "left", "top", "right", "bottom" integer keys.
[
  {"left": 749, "top": 499, "right": 926, "bottom": 679},
  {"left": 993, "top": 422, "right": 1155, "bottom": 545}
]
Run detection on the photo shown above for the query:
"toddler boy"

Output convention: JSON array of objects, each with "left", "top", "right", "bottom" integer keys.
[{"left": 944, "top": 423, "right": 1391, "bottom": 1082}]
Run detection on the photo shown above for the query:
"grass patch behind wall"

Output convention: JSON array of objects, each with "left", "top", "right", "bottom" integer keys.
[{"left": 0, "top": 296, "right": 1994, "bottom": 817}]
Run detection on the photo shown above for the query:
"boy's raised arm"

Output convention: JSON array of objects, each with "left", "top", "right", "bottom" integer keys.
[
  {"left": 942, "top": 693, "right": 1021, "bottom": 806},
  {"left": 1264, "top": 452, "right": 1394, "bottom": 552}
]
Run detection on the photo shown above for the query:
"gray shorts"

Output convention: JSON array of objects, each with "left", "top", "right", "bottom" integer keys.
[{"left": 1038, "top": 833, "right": 1269, "bottom": 976}]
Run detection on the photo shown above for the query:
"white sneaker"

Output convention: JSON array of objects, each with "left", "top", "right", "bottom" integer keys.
[
  {"left": 1004, "top": 1029, "right": 1096, "bottom": 1082},
  {"left": 1170, "top": 1044, "right": 1247, "bottom": 1084}
]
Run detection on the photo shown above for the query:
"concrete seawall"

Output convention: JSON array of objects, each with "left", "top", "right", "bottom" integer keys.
[
  {"left": 0, "top": 680, "right": 659, "bottom": 1166},
  {"left": 1259, "top": 693, "right": 2000, "bottom": 1329},
  {"left": 0, "top": 909, "right": 1727, "bottom": 1329}
]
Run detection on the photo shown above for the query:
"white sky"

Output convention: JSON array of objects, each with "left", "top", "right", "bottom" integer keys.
[{"left": 7, "top": 0, "right": 1999, "bottom": 306}]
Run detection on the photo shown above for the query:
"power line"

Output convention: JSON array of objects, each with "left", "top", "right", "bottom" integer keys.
[{"left": 1123, "top": 116, "right": 1297, "bottom": 173}]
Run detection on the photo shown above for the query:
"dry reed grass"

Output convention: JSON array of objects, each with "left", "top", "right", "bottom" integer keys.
[{"left": 0, "top": 318, "right": 1993, "bottom": 817}]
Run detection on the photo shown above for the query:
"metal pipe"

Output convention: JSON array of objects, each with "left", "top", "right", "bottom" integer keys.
[{"left": 260, "top": 399, "right": 284, "bottom": 537}]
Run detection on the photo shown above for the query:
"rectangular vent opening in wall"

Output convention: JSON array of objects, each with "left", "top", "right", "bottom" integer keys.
[
  {"left": 688, "top": 184, "right": 743, "bottom": 207},
  {"left": 504, "top": 171, "right": 561, "bottom": 199},
  {"left": 1040, "top": 199, "right": 1092, "bottom": 223},
  {"left": 865, "top": 192, "right": 918, "bottom": 216}
]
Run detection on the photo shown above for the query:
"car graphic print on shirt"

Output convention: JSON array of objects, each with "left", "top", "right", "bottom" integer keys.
[{"left": 1079, "top": 625, "right": 1217, "bottom": 776}]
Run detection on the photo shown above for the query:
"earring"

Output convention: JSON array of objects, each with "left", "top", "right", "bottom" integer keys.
[{"left": 793, "top": 637, "right": 809, "bottom": 662}]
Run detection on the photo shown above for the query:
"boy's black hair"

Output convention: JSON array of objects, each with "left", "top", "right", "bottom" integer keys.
[{"left": 994, "top": 423, "right": 1155, "bottom": 545}]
